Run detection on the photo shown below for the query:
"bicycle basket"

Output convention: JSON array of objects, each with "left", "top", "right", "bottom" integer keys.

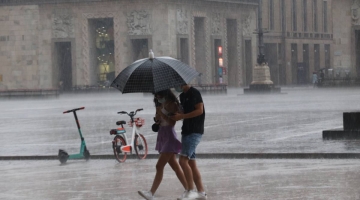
[{"left": 128, "top": 118, "right": 145, "bottom": 127}]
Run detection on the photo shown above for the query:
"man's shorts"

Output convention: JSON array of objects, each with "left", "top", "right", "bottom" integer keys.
[{"left": 180, "top": 133, "right": 202, "bottom": 160}]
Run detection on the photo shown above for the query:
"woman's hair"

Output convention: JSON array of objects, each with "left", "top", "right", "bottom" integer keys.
[
  {"left": 154, "top": 89, "right": 180, "bottom": 106},
  {"left": 153, "top": 97, "right": 161, "bottom": 107}
]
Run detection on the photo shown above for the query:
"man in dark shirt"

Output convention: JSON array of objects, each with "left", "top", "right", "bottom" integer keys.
[{"left": 171, "top": 84, "right": 207, "bottom": 200}]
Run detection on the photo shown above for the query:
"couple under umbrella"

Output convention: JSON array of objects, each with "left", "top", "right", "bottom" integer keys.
[{"left": 111, "top": 50, "right": 207, "bottom": 200}]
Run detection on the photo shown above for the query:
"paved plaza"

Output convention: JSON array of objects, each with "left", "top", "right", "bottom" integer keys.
[
  {"left": 1, "top": 159, "right": 360, "bottom": 200},
  {"left": 1, "top": 87, "right": 360, "bottom": 199},
  {"left": 1, "top": 87, "right": 360, "bottom": 156}
]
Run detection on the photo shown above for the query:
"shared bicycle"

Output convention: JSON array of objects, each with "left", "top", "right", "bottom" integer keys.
[{"left": 110, "top": 108, "right": 148, "bottom": 163}]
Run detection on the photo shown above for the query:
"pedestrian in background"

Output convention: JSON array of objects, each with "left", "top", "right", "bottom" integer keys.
[{"left": 312, "top": 72, "right": 318, "bottom": 87}]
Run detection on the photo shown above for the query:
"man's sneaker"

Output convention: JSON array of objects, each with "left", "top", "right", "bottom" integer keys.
[
  {"left": 196, "top": 192, "right": 207, "bottom": 200},
  {"left": 138, "top": 190, "right": 154, "bottom": 200},
  {"left": 177, "top": 190, "right": 199, "bottom": 200}
]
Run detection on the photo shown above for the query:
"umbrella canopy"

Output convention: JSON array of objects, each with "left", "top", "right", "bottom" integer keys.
[{"left": 111, "top": 56, "right": 199, "bottom": 93}]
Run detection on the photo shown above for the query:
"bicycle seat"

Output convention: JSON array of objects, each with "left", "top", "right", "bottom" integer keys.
[{"left": 116, "top": 121, "right": 126, "bottom": 125}]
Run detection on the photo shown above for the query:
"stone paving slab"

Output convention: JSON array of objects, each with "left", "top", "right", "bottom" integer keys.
[{"left": 1, "top": 159, "right": 360, "bottom": 200}]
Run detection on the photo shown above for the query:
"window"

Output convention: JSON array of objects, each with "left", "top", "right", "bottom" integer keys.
[
  {"left": 178, "top": 38, "right": 189, "bottom": 64},
  {"left": 269, "top": 0, "right": 274, "bottom": 30},
  {"left": 314, "top": 44, "right": 320, "bottom": 71},
  {"left": 323, "top": 1, "right": 327, "bottom": 32},
  {"left": 278, "top": 43, "right": 282, "bottom": 59},
  {"left": 303, "top": 0, "right": 307, "bottom": 32},
  {"left": 313, "top": 0, "right": 318, "bottom": 32},
  {"left": 89, "top": 18, "right": 115, "bottom": 83},
  {"left": 325, "top": 44, "right": 330, "bottom": 68},
  {"left": 281, "top": 0, "right": 285, "bottom": 32},
  {"left": 292, "top": 0, "right": 297, "bottom": 31}
]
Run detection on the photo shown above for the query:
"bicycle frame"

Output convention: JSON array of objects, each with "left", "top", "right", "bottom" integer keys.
[
  {"left": 117, "top": 109, "right": 144, "bottom": 154},
  {"left": 120, "top": 123, "right": 142, "bottom": 153}
]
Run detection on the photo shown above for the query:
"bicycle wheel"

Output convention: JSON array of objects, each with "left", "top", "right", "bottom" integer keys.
[
  {"left": 134, "top": 133, "right": 148, "bottom": 159},
  {"left": 113, "top": 135, "right": 127, "bottom": 163}
]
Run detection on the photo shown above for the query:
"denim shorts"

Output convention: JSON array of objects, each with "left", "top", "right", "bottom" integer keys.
[{"left": 180, "top": 133, "right": 202, "bottom": 160}]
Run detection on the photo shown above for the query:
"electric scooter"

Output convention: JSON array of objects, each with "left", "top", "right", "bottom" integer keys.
[{"left": 58, "top": 107, "right": 90, "bottom": 164}]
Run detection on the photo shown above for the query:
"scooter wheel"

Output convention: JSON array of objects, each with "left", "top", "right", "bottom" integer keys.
[
  {"left": 84, "top": 148, "right": 90, "bottom": 161},
  {"left": 58, "top": 149, "right": 69, "bottom": 164}
]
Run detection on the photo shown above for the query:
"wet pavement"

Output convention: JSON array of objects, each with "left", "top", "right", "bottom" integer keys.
[
  {"left": 1, "top": 159, "right": 360, "bottom": 200},
  {"left": 2, "top": 87, "right": 360, "bottom": 199},
  {"left": 1, "top": 87, "right": 360, "bottom": 156}
]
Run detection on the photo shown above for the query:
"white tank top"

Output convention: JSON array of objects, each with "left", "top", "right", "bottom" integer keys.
[{"left": 160, "top": 105, "right": 170, "bottom": 126}]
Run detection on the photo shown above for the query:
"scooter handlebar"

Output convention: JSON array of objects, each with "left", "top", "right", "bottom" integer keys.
[{"left": 63, "top": 107, "right": 85, "bottom": 114}]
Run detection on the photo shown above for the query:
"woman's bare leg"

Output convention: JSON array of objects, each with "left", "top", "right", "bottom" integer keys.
[
  {"left": 150, "top": 153, "right": 173, "bottom": 194},
  {"left": 168, "top": 154, "right": 188, "bottom": 190}
]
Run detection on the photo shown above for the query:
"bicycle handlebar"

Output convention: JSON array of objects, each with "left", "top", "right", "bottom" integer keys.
[
  {"left": 117, "top": 108, "right": 143, "bottom": 116},
  {"left": 63, "top": 107, "right": 85, "bottom": 114}
]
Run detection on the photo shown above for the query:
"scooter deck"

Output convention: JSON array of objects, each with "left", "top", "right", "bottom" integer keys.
[{"left": 69, "top": 153, "right": 85, "bottom": 159}]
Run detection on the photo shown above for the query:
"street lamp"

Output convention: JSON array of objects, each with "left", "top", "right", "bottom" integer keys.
[
  {"left": 243, "top": 0, "right": 281, "bottom": 94},
  {"left": 257, "top": 0, "right": 266, "bottom": 65}
]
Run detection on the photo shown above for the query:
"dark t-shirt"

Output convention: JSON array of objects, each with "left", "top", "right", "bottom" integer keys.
[{"left": 179, "top": 87, "right": 205, "bottom": 135}]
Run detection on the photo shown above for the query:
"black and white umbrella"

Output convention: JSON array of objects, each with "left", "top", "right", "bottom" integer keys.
[{"left": 111, "top": 50, "right": 199, "bottom": 93}]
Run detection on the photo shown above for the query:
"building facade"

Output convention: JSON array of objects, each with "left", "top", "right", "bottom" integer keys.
[
  {"left": 260, "top": 0, "right": 360, "bottom": 86},
  {"left": 333, "top": 0, "right": 360, "bottom": 81},
  {"left": 260, "top": 0, "right": 334, "bottom": 86},
  {"left": 0, "top": 0, "right": 259, "bottom": 91}
]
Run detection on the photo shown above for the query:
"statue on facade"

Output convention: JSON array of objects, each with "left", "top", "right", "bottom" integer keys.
[
  {"left": 52, "top": 9, "right": 74, "bottom": 38},
  {"left": 242, "top": 15, "right": 251, "bottom": 36},
  {"left": 211, "top": 13, "right": 221, "bottom": 35},
  {"left": 351, "top": 0, "right": 360, "bottom": 25},
  {"left": 126, "top": 10, "right": 151, "bottom": 35},
  {"left": 177, "top": 9, "right": 188, "bottom": 34}
]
